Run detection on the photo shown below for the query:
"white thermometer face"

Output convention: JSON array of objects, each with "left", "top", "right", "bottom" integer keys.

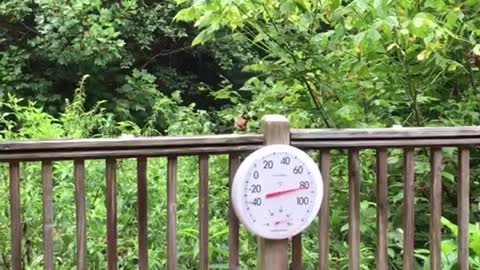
[{"left": 232, "top": 145, "right": 323, "bottom": 239}]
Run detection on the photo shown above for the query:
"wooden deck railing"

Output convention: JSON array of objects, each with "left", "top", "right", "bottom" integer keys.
[
  {"left": 1, "top": 117, "right": 478, "bottom": 269},
  {"left": 291, "top": 126, "right": 477, "bottom": 270},
  {"left": 0, "top": 134, "right": 262, "bottom": 270}
]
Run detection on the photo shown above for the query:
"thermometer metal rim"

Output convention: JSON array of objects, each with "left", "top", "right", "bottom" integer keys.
[{"left": 231, "top": 144, "right": 323, "bottom": 239}]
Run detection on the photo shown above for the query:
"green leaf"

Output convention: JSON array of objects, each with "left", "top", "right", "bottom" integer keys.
[
  {"left": 191, "top": 26, "right": 217, "bottom": 46},
  {"left": 441, "top": 217, "right": 458, "bottom": 236},
  {"left": 280, "top": 1, "right": 296, "bottom": 15},
  {"left": 410, "top": 12, "right": 436, "bottom": 38},
  {"left": 253, "top": 32, "right": 267, "bottom": 43},
  {"left": 424, "top": 0, "right": 446, "bottom": 11},
  {"left": 299, "top": 12, "right": 313, "bottom": 29},
  {"left": 354, "top": 31, "right": 366, "bottom": 44},
  {"left": 442, "top": 171, "right": 455, "bottom": 182},
  {"left": 354, "top": 0, "right": 369, "bottom": 12},
  {"left": 367, "top": 29, "right": 382, "bottom": 42},
  {"left": 174, "top": 7, "right": 196, "bottom": 22},
  {"left": 470, "top": 228, "right": 480, "bottom": 256},
  {"left": 442, "top": 239, "right": 457, "bottom": 254}
]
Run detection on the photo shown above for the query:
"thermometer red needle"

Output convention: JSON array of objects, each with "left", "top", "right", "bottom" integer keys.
[
  {"left": 265, "top": 187, "right": 304, "bottom": 199},
  {"left": 274, "top": 220, "right": 287, "bottom": 225}
]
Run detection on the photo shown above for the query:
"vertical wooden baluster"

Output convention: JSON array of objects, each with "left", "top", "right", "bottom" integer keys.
[
  {"left": 349, "top": 149, "right": 360, "bottom": 270},
  {"left": 42, "top": 161, "right": 54, "bottom": 270},
  {"left": 137, "top": 158, "right": 148, "bottom": 270},
  {"left": 430, "top": 148, "right": 442, "bottom": 270},
  {"left": 403, "top": 148, "right": 415, "bottom": 270},
  {"left": 458, "top": 148, "right": 470, "bottom": 270},
  {"left": 9, "top": 161, "right": 22, "bottom": 270},
  {"left": 292, "top": 234, "right": 302, "bottom": 270},
  {"left": 167, "top": 156, "right": 178, "bottom": 270},
  {"left": 376, "top": 149, "right": 388, "bottom": 270},
  {"left": 229, "top": 154, "right": 240, "bottom": 270},
  {"left": 293, "top": 141, "right": 304, "bottom": 270},
  {"left": 319, "top": 150, "right": 331, "bottom": 270},
  {"left": 74, "top": 160, "right": 87, "bottom": 270},
  {"left": 199, "top": 155, "right": 209, "bottom": 270},
  {"left": 106, "top": 159, "right": 117, "bottom": 270}
]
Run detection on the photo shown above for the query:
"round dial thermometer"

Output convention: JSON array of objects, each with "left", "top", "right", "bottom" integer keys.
[{"left": 232, "top": 144, "right": 323, "bottom": 239}]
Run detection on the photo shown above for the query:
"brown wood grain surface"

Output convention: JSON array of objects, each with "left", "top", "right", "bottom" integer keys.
[
  {"left": 167, "top": 156, "right": 178, "bottom": 270},
  {"left": 376, "top": 149, "right": 388, "bottom": 270},
  {"left": 137, "top": 157, "right": 149, "bottom": 270},
  {"left": 10, "top": 161, "right": 22, "bottom": 270},
  {"left": 74, "top": 160, "right": 87, "bottom": 270},
  {"left": 292, "top": 126, "right": 480, "bottom": 139},
  {"left": 228, "top": 154, "right": 240, "bottom": 270},
  {"left": 199, "top": 155, "right": 209, "bottom": 270},
  {"left": 106, "top": 159, "right": 117, "bottom": 270},
  {"left": 42, "top": 161, "right": 54, "bottom": 270},
  {"left": 292, "top": 233, "right": 302, "bottom": 270},
  {"left": 292, "top": 138, "right": 480, "bottom": 149},
  {"left": 0, "top": 145, "right": 261, "bottom": 161},
  {"left": 458, "top": 148, "right": 470, "bottom": 270},
  {"left": 348, "top": 149, "right": 360, "bottom": 270},
  {"left": 430, "top": 148, "right": 442, "bottom": 270},
  {"left": 0, "top": 134, "right": 263, "bottom": 151},
  {"left": 403, "top": 149, "right": 415, "bottom": 270},
  {"left": 319, "top": 150, "right": 331, "bottom": 270}
]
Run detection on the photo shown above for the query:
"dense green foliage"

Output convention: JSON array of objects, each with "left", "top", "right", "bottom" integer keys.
[
  {"left": 1, "top": 0, "right": 480, "bottom": 269},
  {"left": 0, "top": 0, "right": 253, "bottom": 128},
  {"left": 178, "top": 0, "right": 480, "bottom": 129},
  {"left": 3, "top": 0, "right": 478, "bottom": 128}
]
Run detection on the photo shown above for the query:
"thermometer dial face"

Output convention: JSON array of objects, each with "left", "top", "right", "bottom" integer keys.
[{"left": 232, "top": 145, "right": 323, "bottom": 239}]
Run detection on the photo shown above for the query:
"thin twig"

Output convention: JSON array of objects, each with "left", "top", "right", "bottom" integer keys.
[{"left": 141, "top": 46, "right": 193, "bottom": 68}]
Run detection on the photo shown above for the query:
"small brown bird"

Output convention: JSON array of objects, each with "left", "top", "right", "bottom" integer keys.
[
  {"left": 468, "top": 50, "right": 480, "bottom": 67},
  {"left": 234, "top": 116, "right": 248, "bottom": 132}
]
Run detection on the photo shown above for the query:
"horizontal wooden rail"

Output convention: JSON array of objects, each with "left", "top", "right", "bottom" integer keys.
[
  {"left": 0, "top": 145, "right": 260, "bottom": 161},
  {"left": 0, "top": 134, "right": 263, "bottom": 161},
  {"left": 0, "top": 134, "right": 263, "bottom": 151},
  {"left": 292, "top": 126, "right": 480, "bottom": 139},
  {"left": 4, "top": 127, "right": 480, "bottom": 160},
  {"left": 292, "top": 138, "right": 480, "bottom": 148},
  {"left": 291, "top": 127, "right": 480, "bottom": 148}
]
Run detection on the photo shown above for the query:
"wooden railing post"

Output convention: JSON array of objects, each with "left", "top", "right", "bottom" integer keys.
[{"left": 258, "top": 115, "right": 290, "bottom": 270}]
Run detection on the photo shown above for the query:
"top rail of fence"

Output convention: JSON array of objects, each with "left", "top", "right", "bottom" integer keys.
[
  {"left": 2, "top": 126, "right": 480, "bottom": 161},
  {"left": 0, "top": 134, "right": 264, "bottom": 161},
  {"left": 291, "top": 126, "right": 480, "bottom": 148}
]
